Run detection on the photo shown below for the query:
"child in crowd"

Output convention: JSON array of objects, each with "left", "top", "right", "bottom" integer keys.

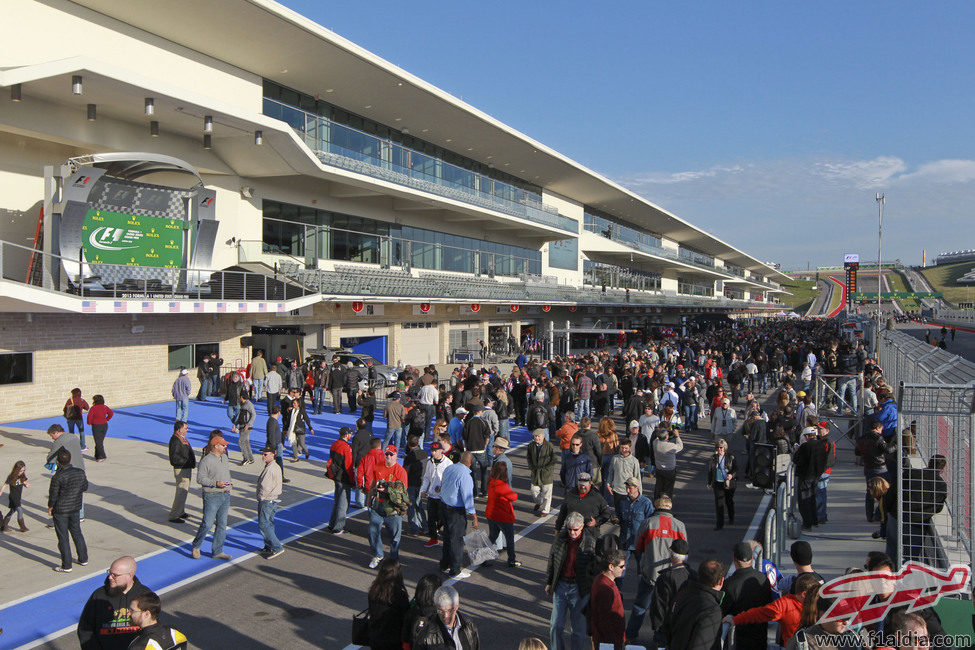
[{"left": 1, "top": 460, "right": 30, "bottom": 532}]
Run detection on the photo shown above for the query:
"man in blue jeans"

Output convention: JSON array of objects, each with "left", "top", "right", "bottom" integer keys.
[
  {"left": 327, "top": 427, "right": 355, "bottom": 534},
  {"left": 256, "top": 447, "right": 284, "bottom": 559},
  {"left": 545, "top": 511, "right": 596, "bottom": 650},
  {"left": 366, "top": 446, "right": 408, "bottom": 569},
  {"left": 191, "top": 436, "right": 233, "bottom": 560}
]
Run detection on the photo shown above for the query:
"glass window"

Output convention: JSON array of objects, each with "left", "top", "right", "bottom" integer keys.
[
  {"left": 167, "top": 344, "right": 193, "bottom": 371},
  {"left": 0, "top": 352, "right": 32, "bottom": 385},
  {"left": 195, "top": 343, "right": 219, "bottom": 366}
]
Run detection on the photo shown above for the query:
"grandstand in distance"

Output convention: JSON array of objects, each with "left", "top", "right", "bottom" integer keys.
[{"left": 935, "top": 249, "right": 975, "bottom": 266}]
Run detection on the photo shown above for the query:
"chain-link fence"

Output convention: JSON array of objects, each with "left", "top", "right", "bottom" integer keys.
[{"left": 874, "top": 327, "right": 975, "bottom": 581}]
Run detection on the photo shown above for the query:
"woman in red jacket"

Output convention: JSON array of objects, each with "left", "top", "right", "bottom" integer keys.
[
  {"left": 726, "top": 573, "right": 822, "bottom": 646},
  {"left": 485, "top": 462, "right": 521, "bottom": 567},
  {"left": 86, "top": 394, "right": 114, "bottom": 462}
]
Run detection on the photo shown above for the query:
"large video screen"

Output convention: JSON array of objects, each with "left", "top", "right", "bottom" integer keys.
[{"left": 81, "top": 209, "right": 185, "bottom": 268}]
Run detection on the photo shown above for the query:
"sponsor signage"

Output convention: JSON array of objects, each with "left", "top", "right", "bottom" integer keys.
[
  {"left": 844, "top": 253, "right": 860, "bottom": 264},
  {"left": 81, "top": 209, "right": 185, "bottom": 267},
  {"left": 851, "top": 291, "right": 943, "bottom": 300}
]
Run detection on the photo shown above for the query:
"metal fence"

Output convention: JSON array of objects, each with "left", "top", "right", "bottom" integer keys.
[
  {"left": 762, "top": 462, "right": 798, "bottom": 569},
  {"left": 874, "top": 327, "right": 975, "bottom": 580}
]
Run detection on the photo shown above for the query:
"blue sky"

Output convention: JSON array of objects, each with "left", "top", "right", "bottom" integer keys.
[{"left": 281, "top": 1, "right": 975, "bottom": 268}]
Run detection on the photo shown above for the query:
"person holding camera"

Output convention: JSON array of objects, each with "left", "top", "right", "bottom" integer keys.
[
  {"left": 651, "top": 426, "right": 683, "bottom": 500},
  {"left": 366, "top": 445, "right": 409, "bottom": 569}
]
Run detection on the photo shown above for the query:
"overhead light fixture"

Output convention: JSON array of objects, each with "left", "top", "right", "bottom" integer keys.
[
  {"left": 254, "top": 130, "right": 263, "bottom": 145},
  {"left": 72, "top": 75, "right": 83, "bottom": 95},
  {"left": 203, "top": 115, "right": 213, "bottom": 133},
  {"left": 203, "top": 133, "right": 212, "bottom": 150},
  {"left": 144, "top": 97, "right": 155, "bottom": 116},
  {"left": 401, "top": 128, "right": 409, "bottom": 135},
  {"left": 325, "top": 88, "right": 334, "bottom": 93},
  {"left": 87, "top": 103, "right": 96, "bottom": 121},
  {"left": 10, "top": 84, "right": 21, "bottom": 102},
  {"left": 150, "top": 120, "right": 159, "bottom": 137}
]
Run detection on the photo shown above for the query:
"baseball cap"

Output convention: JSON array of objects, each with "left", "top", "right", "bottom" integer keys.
[
  {"left": 455, "top": 407, "right": 468, "bottom": 415},
  {"left": 577, "top": 472, "right": 592, "bottom": 483},
  {"left": 180, "top": 368, "right": 189, "bottom": 375},
  {"left": 388, "top": 391, "right": 401, "bottom": 400},
  {"left": 733, "top": 542, "right": 753, "bottom": 562},
  {"left": 670, "top": 538, "right": 690, "bottom": 555},
  {"left": 802, "top": 426, "right": 818, "bottom": 437},
  {"left": 384, "top": 445, "right": 397, "bottom": 455},
  {"left": 624, "top": 477, "right": 641, "bottom": 488},
  {"left": 338, "top": 426, "right": 354, "bottom": 437},
  {"left": 796, "top": 390, "right": 806, "bottom": 397},
  {"left": 261, "top": 446, "right": 276, "bottom": 455},
  {"left": 430, "top": 442, "right": 443, "bottom": 451},
  {"left": 629, "top": 420, "right": 640, "bottom": 429},
  {"left": 210, "top": 436, "right": 229, "bottom": 447},
  {"left": 819, "top": 421, "right": 829, "bottom": 429}
]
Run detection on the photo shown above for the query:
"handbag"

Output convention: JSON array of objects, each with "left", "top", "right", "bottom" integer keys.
[{"left": 351, "top": 608, "right": 370, "bottom": 645}]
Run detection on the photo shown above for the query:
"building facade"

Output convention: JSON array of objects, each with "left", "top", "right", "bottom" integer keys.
[{"left": 0, "top": 0, "right": 787, "bottom": 421}]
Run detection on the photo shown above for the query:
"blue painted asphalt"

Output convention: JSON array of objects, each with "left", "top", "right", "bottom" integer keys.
[{"left": 0, "top": 398, "right": 532, "bottom": 649}]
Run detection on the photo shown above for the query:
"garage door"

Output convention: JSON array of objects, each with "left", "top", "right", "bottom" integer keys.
[{"left": 400, "top": 323, "right": 440, "bottom": 366}]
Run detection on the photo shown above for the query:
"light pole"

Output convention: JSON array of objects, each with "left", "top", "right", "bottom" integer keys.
[{"left": 876, "top": 193, "right": 885, "bottom": 326}]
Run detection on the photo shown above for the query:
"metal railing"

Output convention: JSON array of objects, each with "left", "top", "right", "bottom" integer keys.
[
  {"left": 0, "top": 239, "right": 314, "bottom": 302},
  {"left": 932, "top": 307, "right": 975, "bottom": 327},
  {"left": 263, "top": 98, "right": 578, "bottom": 233},
  {"left": 874, "top": 327, "right": 975, "bottom": 579},
  {"left": 762, "top": 462, "right": 797, "bottom": 569}
]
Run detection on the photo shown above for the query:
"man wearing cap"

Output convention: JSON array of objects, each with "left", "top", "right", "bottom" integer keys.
[
  {"left": 607, "top": 438, "right": 641, "bottom": 509},
  {"left": 660, "top": 383, "right": 680, "bottom": 410},
  {"left": 794, "top": 426, "right": 827, "bottom": 530},
  {"left": 555, "top": 472, "right": 612, "bottom": 534},
  {"left": 420, "top": 441, "right": 453, "bottom": 547},
  {"left": 491, "top": 436, "right": 513, "bottom": 485},
  {"left": 628, "top": 495, "right": 687, "bottom": 641},
  {"left": 366, "top": 445, "right": 409, "bottom": 568},
  {"left": 448, "top": 407, "right": 467, "bottom": 448},
  {"left": 256, "top": 446, "right": 284, "bottom": 559},
  {"left": 327, "top": 426, "right": 355, "bottom": 534},
  {"left": 721, "top": 542, "right": 773, "bottom": 650},
  {"left": 647, "top": 538, "right": 693, "bottom": 646},
  {"left": 191, "top": 435, "right": 233, "bottom": 560},
  {"left": 651, "top": 426, "right": 683, "bottom": 500},
  {"left": 439, "top": 452, "right": 479, "bottom": 577},
  {"left": 617, "top": 477, "right": 653, "bottom": 562},
  {"left": 711, "top": 397, "right": 737, "bottom": 441},
  {"left": 383, "top": 392, "right": 406, "bottom": 450},
  {"left": 527, "top": 428, "right": 557, "bottom": 516},
  {"left": 171, "top": 368, "right": 192, "bottom": 422}
]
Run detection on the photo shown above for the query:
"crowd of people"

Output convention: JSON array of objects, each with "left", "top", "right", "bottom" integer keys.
[{"left": 1, "top": 316, "right": 959, "bottom": 650}]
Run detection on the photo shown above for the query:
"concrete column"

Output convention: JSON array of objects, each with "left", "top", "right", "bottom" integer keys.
[
  {"left": 388, "top": 320, "right": 402, "bottom": 367},
  {"left": 438, "top": 320, "right": 450, "bottom": 364}
]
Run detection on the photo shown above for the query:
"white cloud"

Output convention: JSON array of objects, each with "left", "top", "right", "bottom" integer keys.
[{"left": 613, "top": 156, "right": 975, "bottom": 268}]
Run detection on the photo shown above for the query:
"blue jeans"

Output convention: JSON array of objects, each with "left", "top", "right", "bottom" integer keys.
[
  {"left": 258, "top": 500, "right": 283, "bottom": 553},
  {"left": 422, "top": 404, "right": 436, "bottom": 443},
  {"left": 253, "top": 378, "right": 265, "bottom": 403},
  {"left": 837, "top": 376, "right": 858, "bottom": 412},
  {"left": 313, "top": 387, "right": 326, "bottom": 414},
  {"left": 575, "top": 398, "right": 591, "bottom": 420},
  {"left": 175, "top": 398, "right": 189, "bottom": 422},
  {"left": 368, "top": 508, "right": 402, "bottom": 560},
  {"left": 226, "top": 404, "right": 240, "bottom": 428},
  {"left": 383, "top": 426, "right": 404, "bottom": 450},
  {"left": 550, "top": 581, "right": 588, "bottom": 650},
  {"left": 53, "top": 511, "right": 88, "bottom": 569},
  {"left": 407, "top": 485, "right": 426, "bottom": 532},
  {"left": 471, "top": 451, "right": 489, "bottom": 497},
  {"left": 626, "top": 577, "right": 655, "bottom": 640},
  {"left": 816, "top": 472, "right": 830, "bottom": 521},
  {"left": 488, "top": 519, "right": 516, "bottom": 563},
  {"left": 683, "top": 403, "right": 698, "bottom": 429},
  {"left": 192, "top": 491, "right": 230, "bottom": 555},
  {"left": 67, "top": 420, "right": 86, "bottom": 448},
  {"left": 197, "top": 378, "right": 210, "bottom": 400},
  {"left": 329, "top": 480, "right": 352, "bottom": 532},
  {"left": 499, "top": 417, "right": 510, "bottom": 441}
]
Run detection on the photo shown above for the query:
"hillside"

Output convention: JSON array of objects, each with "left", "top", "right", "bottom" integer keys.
[{"left": 920, "top": 261, "right": 975, "bottom": 305}]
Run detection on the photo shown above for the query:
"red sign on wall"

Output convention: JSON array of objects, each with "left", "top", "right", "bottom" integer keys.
[
  {"left": 420, "top": 302, "right": 431, "bottom": 313},
  {"left": 351, "top": 301, "right": 364, "bottom": 313}
]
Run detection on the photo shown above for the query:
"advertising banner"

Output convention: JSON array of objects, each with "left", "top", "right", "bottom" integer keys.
[{"left": 81, "top": 208, "right": 184, "bottom": 267}]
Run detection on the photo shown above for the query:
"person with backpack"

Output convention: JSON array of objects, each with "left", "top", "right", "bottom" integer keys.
[{"left": 63, "top": 388, "right": 89, "bottom": 450}]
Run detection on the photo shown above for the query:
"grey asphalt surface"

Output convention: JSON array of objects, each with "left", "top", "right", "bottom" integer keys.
[
  {"left": 897, "top": 323, "right": 975, "bottom": 364},
  {"left": 40, "top": 405, "right": 769, "bottom": 650}
]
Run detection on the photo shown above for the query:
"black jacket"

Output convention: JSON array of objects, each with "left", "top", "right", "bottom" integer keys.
[
  {"left": 855, "top": 432, "right": 887, "bottom": 471},
  {"left": 667, "top": 581, "right": 724, "bottom": 650},
  {"left": 168, "top": 435, "right": 196, "bottom": 470},
  {"left": 266, "top": 416, "right": 283, "bottom": 449},
  {"left": 48, "top": 464, "right": 88, "bottom": 514},
  {"left": 413, "top": 611, "right": 480, "bottom": 650},
  {"left": 462, "top": 416, "right": 491, "bottom": 453},
  {"left": 650, "top": 562, "right": 695, "bottom": 639},
  {"left": 721, "top": 567, "right": 773, "bottom": 650},
  {"left": 350, "top": 429, "right": 373, "bottom": 466},
  {"left": 794, "top": 439, "right": 827, "bottom": 482},
  {"left": 705, "top": 453, "right": 739, "bottom": 491},
  {"left": 367, "top": 588, "right": 410, "bottom": 650},
  {"left": 555, "top": 489, "right": 613, "bottom": 532},
  {"left": 78, "top": 576, "right": 153, "bottom": 650},
  {"left": 546, "top": 527, "right": 598, "bottom": 592}
]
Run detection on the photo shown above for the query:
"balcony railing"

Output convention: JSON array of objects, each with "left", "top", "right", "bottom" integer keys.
[
  {"left": 263, "top": 98, "right": 578, "bottom": 234},
  {"left": 0, "top": 239, "right": 313, "bottom": 302}
]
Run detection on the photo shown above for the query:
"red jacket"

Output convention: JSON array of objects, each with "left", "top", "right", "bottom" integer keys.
[
  {"left": 328, "top": 438, "right": 354, "bottom": 484},
  {"left": 485, "top": 477, "right": 517, "bottom": 523},
  {"left": 590, "top": 572, "right": 625, "bottom": 648},
  {"left": 733, "top": 593, "right": 804, "bottom": 644},
  {"left": 357, "top": 448, "right": 385, "bottom": 489},
  {"left": 86, "top": 404, "right": 113, "bottom": 426},
  {"left": 371, "top": 462, "right": 408, "bottom": 489}
]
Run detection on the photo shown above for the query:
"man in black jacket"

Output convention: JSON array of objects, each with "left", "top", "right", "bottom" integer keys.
[
  {"left": 554, "top": 473, "right": 613, "bottom": 533},
  {"left": 167, "top": 421, "right": 196, "bottom": 523},
  {"left": 856, "top": 420, "right": 890, "bottom": 521},
  {"left": 667, "top": 558, "right": 725, "bottom": 650},
  {"left": 265, "top": 406, "right": 287, "bottom": 483},
  {"left": 413, "top": 585, "right": 479, "bottom": 650},
  {"left": 462, "top": 407, "right": 491, "bottom": 497},
  {"left": 721, "top": 543, "right": 773, "bottom": 650},
  {"left": 78, "top": 555, "right": 153, "bottom": 649},
  {"left": 48, "top": 448, "right": 88, "bottom": 573},
  {"left": 345, "top": 362, "right": 363, "bottom": 412},
  {"left": 648, "top": 538, "right": 694, "bottom": 646},
  {"left": 327, "top": 360, "right": 346, "bottom": 414},
  {"left": 794, "top": 426, "right": 826, "bottom": 529}
]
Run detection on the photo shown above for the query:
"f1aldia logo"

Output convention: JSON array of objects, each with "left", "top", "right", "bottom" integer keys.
[
  {"left": 818, "top": 562, "right": 970, "bottom": 627},
  {"left": 88, "top": 226, "right": 143, "bottom": 251}
]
